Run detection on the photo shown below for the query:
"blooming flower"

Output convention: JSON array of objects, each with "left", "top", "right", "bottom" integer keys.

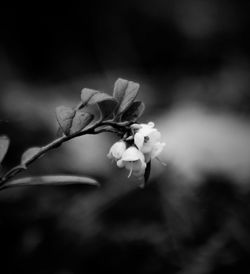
[
  {"left": 107, "top": 140, "right": 126, "bottom": 160},
  {"left": 133, "top": 122, "right": 165, "bottom": 161},
  {"left": 107, "top": 122, "right": 165, "bottom": 182},
  {"left": 117, "top": 146, "right": 147, "bottom": 179}
]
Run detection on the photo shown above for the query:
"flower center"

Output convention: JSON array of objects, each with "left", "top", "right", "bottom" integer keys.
[{"left": 144, "top": 136, "right": 150, "bottom": 143}]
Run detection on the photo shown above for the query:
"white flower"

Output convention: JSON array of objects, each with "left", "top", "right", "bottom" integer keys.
[
  {"left": 107, "top": 140, "right": 126, "bottom": 160},
  {"left": 107, "top": 122, "right": 165, "bottom": 182},
  {"left": 133, "top": 122, "right": 165, "bottom": 161},
  {"left": 117, "top": 146, "right": 147, "bottom": 178}
]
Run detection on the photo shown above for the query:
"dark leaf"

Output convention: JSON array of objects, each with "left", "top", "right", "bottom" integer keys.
[
  {"left": 81, "top": 88, "right": 118, "bottom": 121},
  {"left": 21, "top": 147, "right": 41, "bottom": 165},
  {"left": 97, "top": 99, "right": 118, "bottom": 120},
  {"left": 121, "top": 101, "right": 145, "bottom": 122},
  {"left": 1, "top": 175, "right": 99, "bottom": 190},
  {"left": 113, "top": 78, "right": 140, "bottom": 114},
  {"left": 69, "top": 110, "right": 94, "bottom": 134},
  {"left": 144, "top": 160, "right": 151, "bottom": 186},
  {"left": 56, "top": 106, "right": 75, "bottom": 135},
  {"left": 0, "top": 135, "right": 9, "bottom": 164}
]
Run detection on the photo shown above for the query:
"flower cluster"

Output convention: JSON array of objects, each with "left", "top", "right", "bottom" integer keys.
[{"left": 107, "top": 122, "right": 165, "bottom": 181}]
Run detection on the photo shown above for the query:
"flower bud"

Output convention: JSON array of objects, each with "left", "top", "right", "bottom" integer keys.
[{"left": 107, "top": 140, "right": 126, "bottom": 160}]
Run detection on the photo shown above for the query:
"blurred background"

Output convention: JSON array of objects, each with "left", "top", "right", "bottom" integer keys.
[{"left": 1, "top": 1, "right": 250, "bottom": 273}]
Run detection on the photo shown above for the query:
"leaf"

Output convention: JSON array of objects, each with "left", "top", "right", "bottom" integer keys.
[
  {"left": 1, "top": 175, "right": 99, "bottom": 190},
  {"left": 144, "top": 160, "right": 151, "bottom": 186},
  {"left": 113, "top": 78, "right": 140, "bottom": 114},
  {"left": 21, "top": 147, "right": 41, "bottom": 165},
  {"left": 80, "top": 88, "right": 100, "bottom": 105},
  {"left": 56, "top": 106, "right": 76, "bottom": 135},
  {"left": 97, "top": 99, "right": 118, "bottom": 120},
  {"left": 69, "top": 111, "right": 94, "bottom": 134},
  {"left": 0, "top": 135, "right": 10, "bottom": 164},
  {"left": 81, "top": 88, "right": 115, "bottom": 105},
  {"left": 121, "top": 101, "right": 145, "bottom": 122},
  {"left": 81, "top": 88, "right": 118, "bottom": 121}
]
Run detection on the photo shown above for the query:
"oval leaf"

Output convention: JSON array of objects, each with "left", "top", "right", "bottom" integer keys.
[
  {"left": 113, "top": 78, "right": 140, "bottom": 114},
  {"left": 70, "top": 111, "right": 94, "bottom": 134},
  {"left": 0, "top": 135, "right": 10, "bottom": 164},
  {"left": 80, "top": 88, "right": 100, "bottom": 105},
  {"left": 1, "top": 175, "right": 99, "bottom": 190},
  {"left": 56, "top": 106, "right": 75, "bottom": 135},
  {"left": 121, "top": 101, "right": 145, "bottom": 122},
  {"left": 81, "top": 88, "right": 115, "bottom": 105},
  {"left": 21, "top": 147, "right": 41, "bottom": 165}
]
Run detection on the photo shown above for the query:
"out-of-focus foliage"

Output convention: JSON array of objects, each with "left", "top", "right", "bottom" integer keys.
[{"left": 1, "top": 1, "right": 250, "bottom": 273}]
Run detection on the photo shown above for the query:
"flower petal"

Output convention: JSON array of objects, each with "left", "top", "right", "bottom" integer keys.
[
  {"left": 134, "top": 133, "right": 144, "bottom": 150},
  {"left": 151, "top": 142, "right": 166, "bottom": 159},
  {"left": 117, "top": 159, "right": 125, "bottom": 168},
  {"left": 148, "top": 131, "right": 161, "bottom": 143},
  {"left": 148, "top": 122, "right": 155, "bottom": 127},
  {"left": 108, "top": 140, "right": 126, "bottom": 160},
  {"left": 139, "top": 127, "right": 157, "bottom": 137},
  {"left": 144, "top": 153, "right": 151, "bottom": 163},
  {"left": 121, "top": 146, "right": 144, "bottom": 162}
]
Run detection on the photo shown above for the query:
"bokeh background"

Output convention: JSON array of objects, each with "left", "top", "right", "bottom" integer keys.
[{"left": 1, "top": 1, "right": 250, "bottom": 273}]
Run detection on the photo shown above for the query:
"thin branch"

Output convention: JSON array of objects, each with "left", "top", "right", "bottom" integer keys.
[
  {"left": 101, "top": 120, "right": 132, "bottom": 128},
  {"left": 0, "top": 121, "right": 122, "bottom": 187}
]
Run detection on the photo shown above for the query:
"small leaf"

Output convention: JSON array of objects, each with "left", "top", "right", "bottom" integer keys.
[
  {"left": 21, "top": 147, "right": 41, "bottom": 165},
  {"left": 56, "top": 106, "right": 75, "bottom": 135},
  {"left": 70, "top": 110, "right": 94, "bottom": 134},
  {"left": 80, "top": 88, "right": 100, "bottom": 105},
  {"left": 97, "top": 99, "right": 118, "bottom": 120},
  {"left": 1, "top": 175, "right": 99, "bottom": 190},
  {"left": 121, "top": 101, "right": 145, "bottom": 122},
  {"left": 81, "top": 88, "right": 115, "bottom": 105},
  {"left": 0, "top": 135, "right": 10, "bottom": 164},
  {"left": 81, "top": 88, "right": 118, "bottom": 121},
  {"left": 144, "top": 160, "right": 151, "bottom": 186},
  {"left": 113, "top": 78, "right": 140, "bottom": 114}
]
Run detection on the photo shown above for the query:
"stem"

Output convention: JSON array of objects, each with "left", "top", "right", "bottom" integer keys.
[
  {"left": 0, "top": 121, "right": 120, "bottom": 187},
  {"left": 101, "top": 120, "right": 132, "bottom": 128}
]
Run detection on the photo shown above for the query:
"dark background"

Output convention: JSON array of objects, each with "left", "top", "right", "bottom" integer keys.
[{"left": 1, "top": 1, "right": 250, "bottom": 273}]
